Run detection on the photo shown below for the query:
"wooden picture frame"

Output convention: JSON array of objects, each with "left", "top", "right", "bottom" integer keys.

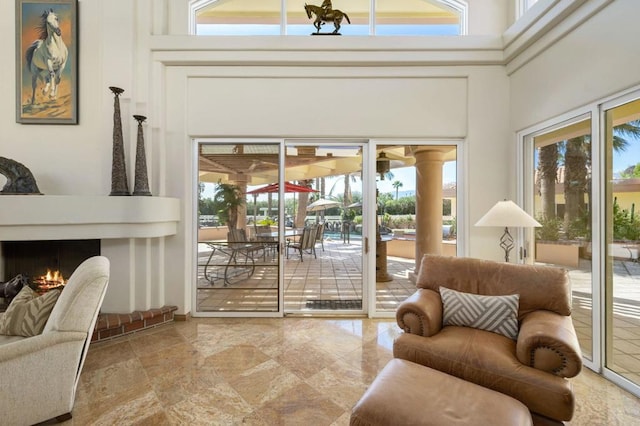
[{"left": 16, "top": 0, "right": 78, "bottom": 124}]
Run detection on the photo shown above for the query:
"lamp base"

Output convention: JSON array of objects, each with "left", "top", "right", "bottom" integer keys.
[{"left": 500, "top": 227, "right": 514, "bottom": 262}]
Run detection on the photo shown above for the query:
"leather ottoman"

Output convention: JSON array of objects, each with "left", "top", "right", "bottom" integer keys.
[{"left": 350, "top": 359, "right": 533, "bottom": 426}]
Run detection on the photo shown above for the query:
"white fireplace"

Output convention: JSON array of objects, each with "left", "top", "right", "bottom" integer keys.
[{"left": 0, "top": 195, "right": 180, "bottom": 313}]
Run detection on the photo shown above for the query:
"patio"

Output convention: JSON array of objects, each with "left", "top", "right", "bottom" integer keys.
[{"left": 196, "top": 234, "right": 415, "bottom": 313}]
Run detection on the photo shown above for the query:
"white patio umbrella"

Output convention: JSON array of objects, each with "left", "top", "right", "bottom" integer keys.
[{"left": 306, "top": 198, "right": 341, "bottom": 212}]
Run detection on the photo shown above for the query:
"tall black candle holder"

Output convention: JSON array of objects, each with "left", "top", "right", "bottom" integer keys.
[
  {"left": 132, "top": 115, "right": 152, "bottom": 196},
  {"left": 109, "top": 87, "right": 130, "bottom": 196}
]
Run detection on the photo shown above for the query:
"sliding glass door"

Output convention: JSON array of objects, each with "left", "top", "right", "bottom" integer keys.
[
  {"left": 282, "top": 142, "right": 366, "bottom": 314},
  {"left": 193, "top": 139, "right": 463, "bottom": 319},
  {"left": 604, "top": 98, "right": 640, "bottom": 390},
  {"left": 374, "top": 144, "right": 459, "bottom": 313},
  {"left": 521, "top": 92, "right": 640, "bottom": 397},
  {"left": 196, "top": 141, "right": 282, "bottom": 314},
  {"left": 525, "top": 116, "right": 594, "bottom": 360}
]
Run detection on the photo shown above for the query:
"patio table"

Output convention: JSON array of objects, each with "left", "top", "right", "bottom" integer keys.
[{"left": 256, "top": 229, "right": 304, "bottom": 240}]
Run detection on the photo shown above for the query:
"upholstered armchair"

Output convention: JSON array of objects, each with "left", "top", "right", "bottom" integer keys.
[
  {"left": 394, "top": 255, "right": 582, "bottom": 424},
  {"left": 0, "top": 256, "right": 110, "bottom": 425}
]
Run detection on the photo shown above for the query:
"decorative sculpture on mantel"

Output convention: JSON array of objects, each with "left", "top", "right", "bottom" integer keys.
[
  {"left": 132, "top": 115, "right": 152, "bottom": 196},
  {"left": 0, "top": 157, "right": 42, "bottom": 194},
  {"left": 305, "top": 1, "right": 350, "bottom": 35},
  {"left": 109, "top": 86, "right": 130, "bottom": 196}
]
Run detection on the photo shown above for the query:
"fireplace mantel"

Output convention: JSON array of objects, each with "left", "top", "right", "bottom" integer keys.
[{"left": 0, "top": 195, "right": 180, "bottom": 240}]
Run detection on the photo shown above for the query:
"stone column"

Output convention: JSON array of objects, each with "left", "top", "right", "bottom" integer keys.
[{"left": 414, "top": 148, "right": 445, "bottom": 271}]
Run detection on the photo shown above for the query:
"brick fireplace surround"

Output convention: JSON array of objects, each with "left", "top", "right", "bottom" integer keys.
[
  {"left": 0, "top": 195, "right": 182, "bottom": 342},
  {"left": 92, "top": 305, "right": 178, "bottom": 342}
]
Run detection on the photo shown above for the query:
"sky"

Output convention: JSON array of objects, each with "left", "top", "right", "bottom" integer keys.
[{"left": 613, "top": 137, "right": 640, "bottom": 175}]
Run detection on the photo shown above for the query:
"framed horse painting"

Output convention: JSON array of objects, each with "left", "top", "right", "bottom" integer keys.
[{"left": 15, "top": 0, "right": 78, "bottom": 124}]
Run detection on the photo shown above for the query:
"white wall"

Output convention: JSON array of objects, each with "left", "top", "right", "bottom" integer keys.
[
  {"left": 510, "top": 0, "right": 640, "bottom": 130},
  {"left": 0, "top": 0, "right": 528, "bottom": 315},
  {"left": 467, "top": 0, "right": 510, "bottom": 35}
]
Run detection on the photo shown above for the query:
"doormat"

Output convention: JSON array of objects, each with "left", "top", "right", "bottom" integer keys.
[{"left": 305, "top": 299, "right": 362, "bottom": 310}]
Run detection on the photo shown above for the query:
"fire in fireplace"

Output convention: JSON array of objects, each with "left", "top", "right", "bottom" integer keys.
[{"left": 33, "top": 269, "right": 66, "bottom": 291}]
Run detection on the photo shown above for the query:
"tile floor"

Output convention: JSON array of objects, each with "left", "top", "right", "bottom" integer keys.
[
  {"left": 196, "top": 236, "right": 640, "bottom": 382},
  {"left": 58, "top": 317, "right": 640, "bottom": 425}
]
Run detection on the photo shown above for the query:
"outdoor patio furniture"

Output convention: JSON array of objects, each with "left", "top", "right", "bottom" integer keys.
[
  {"left": 287, "top": 226, "right": 318, "bottom": 262},
  {"left": 200, "top": 229, "right": 266, "bottom": 286},
  {"left": 254, "top": 225, "right": 277, "bottom": 257},
  {"left": 315, "top": 222, "right": 326, "bottom": 251}
]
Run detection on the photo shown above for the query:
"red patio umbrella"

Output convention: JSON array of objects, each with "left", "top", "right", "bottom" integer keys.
[
  {"left": 246, "top": 182, "right": 318, "bottom": 195},
  {"left": 246, "top": 182, "right": 318, "bottom": 225}
]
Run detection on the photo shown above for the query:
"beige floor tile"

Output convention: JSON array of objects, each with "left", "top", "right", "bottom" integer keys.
[{"left": 63, "top": 317, "right": 640, "bottom": 425}]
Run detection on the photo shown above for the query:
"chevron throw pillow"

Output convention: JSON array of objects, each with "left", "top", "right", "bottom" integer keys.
[{"left": 440, "top": 286, "right": 520, "bottom": 340}]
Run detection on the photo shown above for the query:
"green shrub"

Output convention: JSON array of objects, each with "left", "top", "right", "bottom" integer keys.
[
  {"left": 536, "top": 216, "right": 562, "bottom": 241},
  {"left": 613, "top": 200, "right": 640, "bottom": 241}
]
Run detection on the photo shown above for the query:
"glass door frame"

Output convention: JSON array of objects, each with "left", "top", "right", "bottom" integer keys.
[
  {"left": 282, "top": 139, "right": 371, "bottom": 316},
  {"left": 192, "top": 138, "right": 285, "bottom": 318},
  {"left": 517, "top": 108, "right": 602, "bottom": 373},
  {"left": 517, "top": 85, "right": 640, "bottom": 398},
  {"left": 600, "top": 89, "right": 640, "bottom": 396},
  {"left": 369, "top": 139, "right": 466, "bottom": 318},
  {"left": 193, "top": 137, "right": 467, "bottom": 319}
]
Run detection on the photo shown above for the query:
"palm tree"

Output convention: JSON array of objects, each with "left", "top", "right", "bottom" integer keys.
[
  {"left": 537, "top": 144, "right": 558, "bottom": 220},
  {"left": 213, "top": 183, "right": 244, "bottom": 230},
  {"left": 392, "top": 180, "right": 403, "bottom": 200},
  {"left": 563, "top": 137, "right": 588, "bottom": 231},
  {"left": 328, "top": 172, "right": 360, "bottom": 208},
  {"left": 539, "top": 120, "right": 640, "bottom": 236}
]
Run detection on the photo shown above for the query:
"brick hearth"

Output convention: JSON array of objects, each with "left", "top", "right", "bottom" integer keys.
[{"left": 92, "top": 306, "right": 178, "bottom": 342}]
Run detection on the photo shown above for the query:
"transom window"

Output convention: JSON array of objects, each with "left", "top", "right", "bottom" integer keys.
[
  {"left": 517, "top": 0, "right": 540, "bottom": 18},
  {"left": 191, "top": 0, "right": 466, "bottom": 36}
]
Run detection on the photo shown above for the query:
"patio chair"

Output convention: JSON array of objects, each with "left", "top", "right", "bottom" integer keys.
[
  {"left": 287, "top": 226, "right": 318, "bottom": 262},
  {"left": 254, "top": 225, "right": 276, "bottom": 257},
  {"left": 228, "top": 228, "right": 265, "bottom": 261},
  {"left": 315, "top": 222, "right": 326, "bottom": 251}
]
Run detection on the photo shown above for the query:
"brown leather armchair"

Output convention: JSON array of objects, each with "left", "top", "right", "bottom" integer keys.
[{"left": 394, "top": 255, "right": 582, "bottom": 424}]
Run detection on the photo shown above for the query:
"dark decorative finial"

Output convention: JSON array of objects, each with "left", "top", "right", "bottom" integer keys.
[
  {"left": 132, "top": 115, "right": 152, "bottom": 196},
  {"left": 109, "top": 86, "right": 124, "bottom": 96}
]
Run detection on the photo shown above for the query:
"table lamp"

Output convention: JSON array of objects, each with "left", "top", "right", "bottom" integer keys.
[{"left": 475, "top": 200, "right": 541, "bottom": 262}]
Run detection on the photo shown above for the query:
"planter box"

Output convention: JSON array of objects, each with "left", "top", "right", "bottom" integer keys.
[
  {"left": 386, "top": 239, "right": 456, "bottom": 259},
  {"left": 535, "top": 242, "right": 580, "bottom": 268}
]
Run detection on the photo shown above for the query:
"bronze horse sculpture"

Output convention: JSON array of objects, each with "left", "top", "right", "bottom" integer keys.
[{"left": 304, "top": 3, "right": 350, "bottom": 35}]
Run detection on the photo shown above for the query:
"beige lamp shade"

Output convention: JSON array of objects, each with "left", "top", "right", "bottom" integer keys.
[{"left": 475, "top": 200, "right": 541, "bottom": 228}]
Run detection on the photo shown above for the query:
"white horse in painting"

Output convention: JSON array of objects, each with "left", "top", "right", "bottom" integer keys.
[{"left": 25, "top": 9, "right": 68, "bottom": 105}]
